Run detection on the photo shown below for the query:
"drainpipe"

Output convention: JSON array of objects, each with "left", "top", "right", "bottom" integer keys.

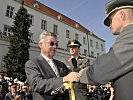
[{"left": 86, "top": 32, "right": 90, "bottom": 56}]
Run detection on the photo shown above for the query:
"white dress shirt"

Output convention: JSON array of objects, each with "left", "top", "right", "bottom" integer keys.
[{"left": 41, "top": 54, "right": 59, "bottom": 77}]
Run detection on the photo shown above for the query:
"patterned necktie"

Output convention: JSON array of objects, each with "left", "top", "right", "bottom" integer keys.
[{"left": 48, "top": 60, "right": 59, "bottom": 77}]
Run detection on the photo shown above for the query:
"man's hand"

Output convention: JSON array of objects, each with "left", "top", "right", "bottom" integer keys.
[
  {"left": 15, "top": 95, "right": 21, "bottom": 100},
  {"left": 64, "top": 72, "right": 80, "bottom": 82}
]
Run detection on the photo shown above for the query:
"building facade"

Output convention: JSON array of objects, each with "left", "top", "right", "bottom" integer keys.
[{"left": 0, "top": 0, "right": 105, "bottom": 70}]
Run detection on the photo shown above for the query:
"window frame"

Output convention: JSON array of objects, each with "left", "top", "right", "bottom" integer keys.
[
  {"left": 3, "top": 25, "right": 12, "bottom": 36},
  {"left": 5, "top": 5, "right": 14, "bottom": 18},
  {"left": 41, "top": 19, "right": 47, "bottom": 30},
  {"left": 66, "top": 29, "right": 70, "bottom": 38},
  {"left": 53, "top": 24, "right": 58, "bottom": 34}
]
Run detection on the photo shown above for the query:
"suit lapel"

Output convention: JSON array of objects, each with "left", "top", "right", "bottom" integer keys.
[
  {"left": 53, "top": 59, "right": 61, "bottom": 76},
  {"left": 77, "top": 56, "right": 83, "bottom": 66},
  {"left": 67, "top": 56, "right": 83, "bottom": 68},
  {"left": 67, "top": 60, "right": 74, "bottom": 70},
  {"left": 38, "top": 55, "right": 57, "bottom": 77}
]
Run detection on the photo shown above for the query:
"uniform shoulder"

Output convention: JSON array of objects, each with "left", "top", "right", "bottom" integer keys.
[
  {"left": 78, "top": 56, "right": 89, "bottom": 60},
  {"left": 67, "top": 57, "right": 71, "bottom": 61}
]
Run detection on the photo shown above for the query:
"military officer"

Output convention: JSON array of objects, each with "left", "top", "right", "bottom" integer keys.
[
  {"left": 65, "top": 39, "right": 90, "bottom": 100},
  {"left": 80, "top": 0, "right": 133, "bottom": 100}
]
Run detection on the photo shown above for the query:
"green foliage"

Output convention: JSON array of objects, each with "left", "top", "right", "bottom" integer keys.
[{"left": 2, "top": 6, "right": 31, "bottom": 81}]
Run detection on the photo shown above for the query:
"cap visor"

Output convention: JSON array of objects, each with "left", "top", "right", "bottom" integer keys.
[
  {"left": 68, "top": 44, "right": 80, "bottom": 46},
  {"left": 104, "top": 15, "right": 110, "bottom": 27}
]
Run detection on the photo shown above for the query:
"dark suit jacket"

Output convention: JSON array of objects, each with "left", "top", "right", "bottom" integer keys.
[
  {"left": 25, "top": 55, "right": 69, "bottom": 100},
  {"left": 0, "top": 79, "right": 9, "bottom": 99},
  {"left": 5, "top": 92, "right": 16, "bottom": 100},
  {"left": 80, "top": 24, "right": 133, "bottom": 100}
]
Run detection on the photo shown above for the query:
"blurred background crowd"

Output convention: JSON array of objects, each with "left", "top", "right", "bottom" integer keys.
[
  {"left": 0, "top": 70, "right": 113, "bottom": 100},
  {"left": 0, "top": 71, "right": 32, "bottom": 100}
]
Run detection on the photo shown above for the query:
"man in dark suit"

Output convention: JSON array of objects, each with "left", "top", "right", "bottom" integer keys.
[
  {"left": 0, "top": 71, "right": 9, "bottom": 100},
  {"left": 80, "top": 0, "right": 133, "bottom": 100},
  {"left": 25, "top": 31, "right": 80, "bottom": 100},
  {"left": 65, "top": 39, "right": 90, "bottom": 100}
]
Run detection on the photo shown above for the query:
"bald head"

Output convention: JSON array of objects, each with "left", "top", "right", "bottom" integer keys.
[
  {"left": 120, "top": 8, "right": 133, "bottom": 27},
  {"left": 126, "top": 8, "right": 133, "bottom": 21}
]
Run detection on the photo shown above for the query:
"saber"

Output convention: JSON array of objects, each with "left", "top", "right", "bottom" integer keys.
[{"left": 64, "top": 82, "right": 75, "bottom": 100}]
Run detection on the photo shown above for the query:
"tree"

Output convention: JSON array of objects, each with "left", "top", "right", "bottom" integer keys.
[{"left": 2, "top": 4, "right": 31, "bottom": 81}]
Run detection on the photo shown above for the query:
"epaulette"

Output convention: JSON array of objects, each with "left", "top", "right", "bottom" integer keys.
[{"left": 67, "top": 57, "right": 71, "bottom": 61}]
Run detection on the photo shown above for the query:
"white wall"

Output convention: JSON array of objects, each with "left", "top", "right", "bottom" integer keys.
[{"left": 0, "top": 0, "right": 105, "bottom": 69}]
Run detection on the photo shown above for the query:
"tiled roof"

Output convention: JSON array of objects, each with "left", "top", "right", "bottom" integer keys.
[
  {"left": 18, "top": 0, "right": 105, "bottom": 41},
  {"left": 21, "top": 0, "right": 91, "bottom": 34}
]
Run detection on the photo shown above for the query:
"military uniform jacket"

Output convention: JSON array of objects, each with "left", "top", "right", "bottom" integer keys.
[
  {"left": 65, "top": 56, "right": 90, "bottom": 72},
  {"left": 65, "top": 56, "right": 90, "bottom": 100},
  {"left": 80, "top": 24, "right": 133, "bottom": 100},
  {"left": 25, "top": 55, "right": 69, "bottom": 100}
]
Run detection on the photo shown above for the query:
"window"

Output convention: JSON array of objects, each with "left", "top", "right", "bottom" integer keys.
[
  {"left": 29, "top": 33, "right": 34, "bottom": 42},
  {"left": 97, "top": 53, "right": 100, "bottom": 57},
  {"left": 90, "top": 39, "right": 93, "bottom": 47},
  {"left": 91, "top": 51, "right": 94, "bottom": 57},
  {"left": 3, "top": 26, "right": 12, "bottom": 36},
  {"left": 29, "top": 14, "right": 34, "bottom": 25},
  {"left": 75, "top": 33, "right": 78, "bottom": 40},
  {"left": 66, "top": 30, "right": 70, "bottom": 38},
  {"left": 41, "top": 19, "right": 47, "bottom": 30},
  {"left": 83, "top": 37, "right": 86, "bottom": 45},
  {"left": 5, "top": 5, "right": 14, "bottom": 18},
  {"left": 101, "top": 44, "right": 104, "bottom": 51},
  {"left": 84, "top": 49, "right": 87, "bottom": 56},
  {"left": 53, "top": 24, "right": 58, "bottom": 34},
  {"left": 96, "top": 42, "right": 99, "bottom": 49}
]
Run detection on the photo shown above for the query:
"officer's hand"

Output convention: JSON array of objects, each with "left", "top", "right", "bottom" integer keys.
[{"left": 64, "top": 72, "right": 80, "bottom": 82}]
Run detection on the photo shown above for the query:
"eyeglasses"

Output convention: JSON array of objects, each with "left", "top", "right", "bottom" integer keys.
[{"left": 47, "top": 41, "right": 58, "bottom": 47}]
